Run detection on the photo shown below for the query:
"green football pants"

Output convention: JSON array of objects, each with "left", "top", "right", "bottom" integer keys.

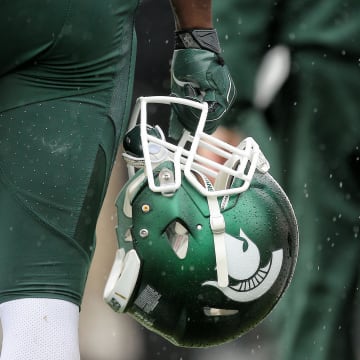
[{"left": 0, "top": 0, "right": 139, "bottom": 306}]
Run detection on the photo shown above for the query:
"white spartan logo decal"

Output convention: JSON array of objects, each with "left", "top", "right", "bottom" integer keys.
[{"left": 203, "top": 229, "right": 283, "bottom": 302}]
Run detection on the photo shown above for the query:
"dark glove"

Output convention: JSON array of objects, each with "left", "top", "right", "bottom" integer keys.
[{"left": 170, "top": 29, "right": 236, "bottom": 138}]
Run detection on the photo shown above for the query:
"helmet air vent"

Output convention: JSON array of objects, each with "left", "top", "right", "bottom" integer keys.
[
  {"left": 203, "top": 307, "right": 239, "bottom": 317},
  {"left": 165, "top": 221, "right": 189, "bottom": 259}
]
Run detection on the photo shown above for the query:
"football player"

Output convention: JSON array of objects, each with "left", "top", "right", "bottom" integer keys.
[
  {"left": 213, "top": 1, "right": 360, "bottom": 359},
  {"left": 0, "top": 1, "right": 234, "bottom": 359}
]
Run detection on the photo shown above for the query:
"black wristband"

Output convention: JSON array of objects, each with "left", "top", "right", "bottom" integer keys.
[{"left": 175, "top": 29, "right": 221, "bottom": 54}]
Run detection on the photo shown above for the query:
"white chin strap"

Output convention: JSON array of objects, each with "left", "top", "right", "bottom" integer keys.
[
  {"left": 103, "top": 249, "right": 141, "bottom": 313},
  {"left": 208, "top": 194, "right": 229, "bottom": 288},
  {"left": 194, "top": 170, "right": 228, "bottom": 288}
]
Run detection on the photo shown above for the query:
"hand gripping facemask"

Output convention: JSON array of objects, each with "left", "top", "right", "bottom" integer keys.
[{"left": 104, "top": 96, "right": 299, "bottom": 348}]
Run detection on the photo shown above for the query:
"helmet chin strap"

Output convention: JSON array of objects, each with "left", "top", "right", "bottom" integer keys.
[
  {"left": 195, "top": 171, "right": 229, "bottom": 288},
  {"left": 207, "top": 194, "right": 229, "bottom": 288}
]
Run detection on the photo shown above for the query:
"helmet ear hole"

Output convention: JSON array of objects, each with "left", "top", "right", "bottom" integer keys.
[{"left": 165, "top": 220, "right": 189, "bottom": 259}]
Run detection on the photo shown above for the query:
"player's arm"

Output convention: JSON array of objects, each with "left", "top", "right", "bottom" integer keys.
[
  {"left": 169, "top": 0, "right": 212, "bottom": 30},
  {"left": 168, "top": 0, "right": 236, "bottom": 137}
]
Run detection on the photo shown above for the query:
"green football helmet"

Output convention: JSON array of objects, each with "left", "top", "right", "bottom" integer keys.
[{"left": 104, "top": 96, "right": 298, "bottom": 348}]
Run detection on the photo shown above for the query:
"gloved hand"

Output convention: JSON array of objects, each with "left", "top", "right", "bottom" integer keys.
[{"left": 170, "top": 29, "right": 236, "bottom": 138}]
